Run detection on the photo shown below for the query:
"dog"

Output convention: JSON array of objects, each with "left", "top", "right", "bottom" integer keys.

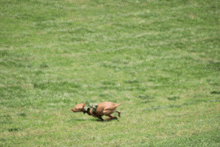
[{"left": 72, "top": 102, "right": 121, "bottom": 121}]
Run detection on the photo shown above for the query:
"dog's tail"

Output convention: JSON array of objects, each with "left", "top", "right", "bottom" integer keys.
[{"left": 115, "top": 103, "right": 121, "bottom": 107}]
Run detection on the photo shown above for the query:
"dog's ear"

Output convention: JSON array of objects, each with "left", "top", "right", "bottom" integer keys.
[{"left": 78, "top": 103, "right": 85, "bottom": 109}]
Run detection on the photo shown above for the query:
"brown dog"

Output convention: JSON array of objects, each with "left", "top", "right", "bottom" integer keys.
[{"left": 72, "top": 102, "right": 121, "bottom": 121}]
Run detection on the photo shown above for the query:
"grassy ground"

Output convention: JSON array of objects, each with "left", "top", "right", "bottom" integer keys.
[{"left": 0, "top": 0, "right": 220, "bottom": 146}]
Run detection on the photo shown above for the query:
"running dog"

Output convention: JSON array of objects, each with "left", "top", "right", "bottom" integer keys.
[{"left": 72, "top": 102, "right": 121, "bottom": 121}]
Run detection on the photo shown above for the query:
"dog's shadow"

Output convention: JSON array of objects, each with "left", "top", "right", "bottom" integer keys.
[
  {"left": 69, "top": 118, "right": 99, "bottom": 122},
  {"left": 69, "top": 118, "right": 117, "bottom": 122}
]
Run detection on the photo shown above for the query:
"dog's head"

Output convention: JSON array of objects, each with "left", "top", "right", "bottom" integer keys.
[{"left": 72, "top": 103, "right": 85, "bottom": 112}]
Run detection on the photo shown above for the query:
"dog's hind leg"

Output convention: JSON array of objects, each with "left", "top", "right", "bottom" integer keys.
[
  {"left": 116, "top": 111, "right": 121, "bottom": 117},
  {"left": 103, "top": 109, "right": 118, "bottom": 121},
  {"left": 104, "top": 115, "right": 118, "bottom": 121}
]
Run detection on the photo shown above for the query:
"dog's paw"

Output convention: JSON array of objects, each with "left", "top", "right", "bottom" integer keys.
[{"left": 114, "top": 117, "right": 119, "bottom": 121}]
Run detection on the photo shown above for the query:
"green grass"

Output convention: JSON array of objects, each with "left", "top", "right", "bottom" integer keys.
[{"left": 0, "top": 0, "right": 220, "bottom": 146}]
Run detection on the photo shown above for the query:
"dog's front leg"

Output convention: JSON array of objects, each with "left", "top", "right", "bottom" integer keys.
[
  {"left": 88, "top": 109, "right": 103, "bottom": 121},
  {"left": 97, "top": 115, "right": 104, "bottom": 121}
]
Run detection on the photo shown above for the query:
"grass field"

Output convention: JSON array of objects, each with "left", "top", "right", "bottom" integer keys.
[{"left": 0, "top": 0, "right": 220, "bottom": 146}]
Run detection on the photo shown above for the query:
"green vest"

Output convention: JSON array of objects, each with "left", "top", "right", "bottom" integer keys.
[{"left": 84, "top": 103, "right": 98, "bottom": 114}]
